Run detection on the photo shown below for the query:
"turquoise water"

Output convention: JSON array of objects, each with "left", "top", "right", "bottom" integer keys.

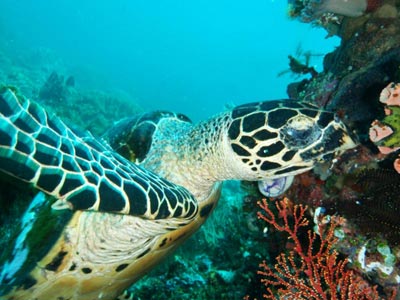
[
  {"left": 0, "top": 0, "right": 338, "bottom": 121},
  {"left": 2, "top": 2, "right": 400, "bottom": 299}
]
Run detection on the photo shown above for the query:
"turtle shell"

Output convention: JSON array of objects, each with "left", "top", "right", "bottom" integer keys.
[
  {"left": 103, "top": 111, "right": 191, "bottom": 163},
  {"left": 0, "top": 88, "right": 204, "bottom": 299},
  {"left": 1, "top": 184, "right": 221, "bottom": 300}
]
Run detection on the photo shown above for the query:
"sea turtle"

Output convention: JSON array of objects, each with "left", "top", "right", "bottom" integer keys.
[{"left": 0, "top": 87, "right": 356, "bottom": 300}]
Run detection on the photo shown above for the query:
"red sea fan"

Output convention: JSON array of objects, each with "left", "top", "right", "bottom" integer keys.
[{"left": 253, "top": 198, "right": 395, "bottom": 300}]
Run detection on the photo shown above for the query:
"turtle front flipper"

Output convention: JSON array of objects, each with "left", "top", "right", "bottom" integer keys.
[{"left": 0, "top": 88, "right": 197, "bottom": 220}]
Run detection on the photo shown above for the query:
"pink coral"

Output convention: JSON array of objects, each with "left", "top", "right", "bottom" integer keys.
[
  {"left": 380, "top": 82, "right": 400, "bottom": 106},
  {"left": 394, "top": 158, "right": 400, "bottom": 173},
  {"left": 369, "top": 120, "right": 393, "bottom": 143},
  {"left": 368, "top": 120, "right": 400, "bottom": 154}
]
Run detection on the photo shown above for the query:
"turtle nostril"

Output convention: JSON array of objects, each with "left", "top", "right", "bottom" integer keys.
[{"left": 334, "top": 113, "right": 341, "bottom": 123}]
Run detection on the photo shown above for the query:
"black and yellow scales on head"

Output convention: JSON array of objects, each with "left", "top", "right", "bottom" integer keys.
[{"left": 0, "top": 87, "right": 356, "bottom": 300}]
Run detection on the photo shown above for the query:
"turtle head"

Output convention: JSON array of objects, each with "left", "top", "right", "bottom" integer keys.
[{"left": 225, "top": 100, "right": 356, "bottom": 181}]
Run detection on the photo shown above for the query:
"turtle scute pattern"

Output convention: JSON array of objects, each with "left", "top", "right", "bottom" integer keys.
[
  {"left": 108, "top": 98, "right": 355, "bottom": 204},
  {"left": 225, "top": 100, "right": 355, "bottom": 178},
  {"left": 0, "top": 88, "right": 356, "bottom": 300},
  {"left": 0, "top": 88, "right": 202, "bottom": 300},
  {"left": 0, "top": 88, "right": 197, "bottom": 220}
]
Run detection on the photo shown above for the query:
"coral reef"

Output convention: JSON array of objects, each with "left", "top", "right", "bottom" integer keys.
[
  {"left": 0, "top": 43, "right": 142, "bottom": 137},
  {"left": 2, "top": 2, "right": 400, "bottom": 298},
  {"left": 40, "top": 86, "right": 141, "bottom": 136},
  {"left": 276, "top": 18, "right": 400, "bottom": 288},
  {"left": 278, "top": 143, "right": 400, "bottom": 294},
  {"left": 250, "top": 198, "right": 395, "bottom": 300},
  {"left": 39, "top": 71, "right": 70, "bottom": 102},
  {"left": 34, "top": 70, "right": 142, "bottom": 136},
  {"left": 289, "top": 0, "right": 386, "bottom": 34},
  {"left": 287, "top": 0, "right": 400, "bottom": 139},
  {"left": 290, "top": 0, "right": 373, "bottom": 20},
  {"left": 280, "top": 7, "right": 400, "bottom": 291},
  {"left": 340, "top": 167, "right": 400, "bottom": 245}
]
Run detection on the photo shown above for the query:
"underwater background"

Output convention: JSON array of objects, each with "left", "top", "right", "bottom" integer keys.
[
  {"left": 1, "top": 0, "right": 400, "bottom": 299},
  {"left": 0, "top": 0, "right": 337, "bottom": 121}
]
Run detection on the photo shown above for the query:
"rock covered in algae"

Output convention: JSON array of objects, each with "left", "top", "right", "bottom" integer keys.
[{"left": 287, "top": 0, "right": 400, "bottom": 139}]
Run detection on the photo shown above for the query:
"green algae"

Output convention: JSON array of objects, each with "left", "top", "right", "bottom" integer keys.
[
  {"left": 380, "top": 106, "right": 400, "bottom": 148},
  {"left": 23, "top": 194, "right": 73, "bottom": 268},
  {"left": 0, "top": 190, "right": 72, "bottom": 288}
]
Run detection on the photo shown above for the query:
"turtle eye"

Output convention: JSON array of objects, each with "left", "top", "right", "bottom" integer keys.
[
  {"left": 286, "top": 127, "right": 315, "bottom": 140},
  {"left": 281, "top": 115, "right": 322, "bottom": 149}
]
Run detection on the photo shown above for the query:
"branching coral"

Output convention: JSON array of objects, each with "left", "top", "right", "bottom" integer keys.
[{"left": 253, "top": 198, "right": 394, "bottom": 300}]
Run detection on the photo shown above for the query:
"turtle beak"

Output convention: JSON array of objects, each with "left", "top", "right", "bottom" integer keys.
[{"left": 300, "top": 120, "right": 357, "bottom": 163}]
